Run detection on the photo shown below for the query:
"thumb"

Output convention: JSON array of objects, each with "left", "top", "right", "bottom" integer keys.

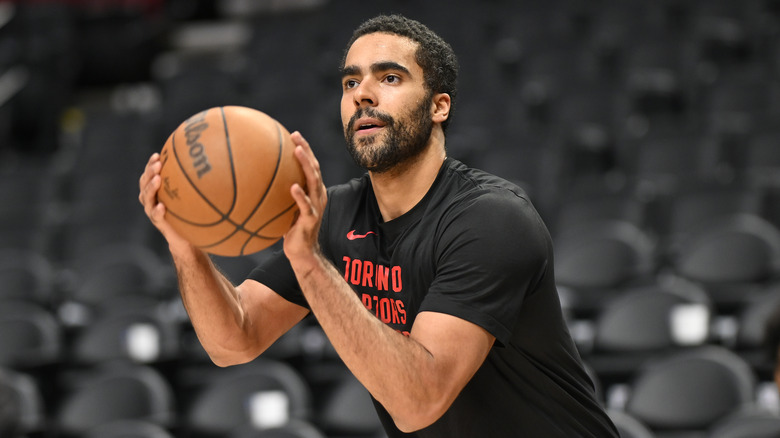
[{"left": 150, "top": 202, "right": 192, "bottom": 248}]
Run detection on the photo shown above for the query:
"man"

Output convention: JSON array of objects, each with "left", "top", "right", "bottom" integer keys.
[{"left": 139, "top": 14, "right": 618, "bottom": 437}]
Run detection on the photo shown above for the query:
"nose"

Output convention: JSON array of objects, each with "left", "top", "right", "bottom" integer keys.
[{"left": 353, "top": 80, "right": 377, "bottom": 108}]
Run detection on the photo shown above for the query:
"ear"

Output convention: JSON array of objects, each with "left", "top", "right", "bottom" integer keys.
[{"left": 431, "top": 92, "right": 451, "bottom": 125}]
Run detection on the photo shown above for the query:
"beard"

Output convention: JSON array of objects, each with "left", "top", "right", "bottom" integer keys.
[{"left": 344, "top": 92, "right": 434, "bottom": 174}]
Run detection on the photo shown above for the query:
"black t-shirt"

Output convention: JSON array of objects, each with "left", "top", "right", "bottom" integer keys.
[{"left": 249, "top": 158, "right": 618, "bottom": 437}]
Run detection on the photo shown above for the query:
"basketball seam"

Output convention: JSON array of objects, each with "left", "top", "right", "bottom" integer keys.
[
  {"left": 200, "top": 119, "right": 285, "bottom": 255},
  {"left": 166, "top": 109, "right": 238, "bottom": 226},
  {"left": 239, "top": 122, "right": 288, "bottom": 255},
  {"left": 222, "top": 106, "right": 240, "bottom": 219}
]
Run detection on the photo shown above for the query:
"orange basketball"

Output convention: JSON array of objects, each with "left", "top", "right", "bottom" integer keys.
[{"left": 157, "top": 106, "right": 304, "bottom": 257}]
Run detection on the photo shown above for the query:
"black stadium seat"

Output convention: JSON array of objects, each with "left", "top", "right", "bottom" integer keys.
[
  {"left": 624, "top": 346, "right": 756, "bottom": 434},
  {"left": 184, "top": 359, "right": 313, "bottom": 437},
  {"left": 55, "top": 363, "right": 176, "bottom": 438}
]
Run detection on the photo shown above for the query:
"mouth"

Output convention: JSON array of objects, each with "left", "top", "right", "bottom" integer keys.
[{"left": 354, "top": 118, "right": 386, "bottom": 134}]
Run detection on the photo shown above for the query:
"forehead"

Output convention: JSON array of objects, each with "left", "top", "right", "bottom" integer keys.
[{"left": 344, "top": 32, "right": 420, "bottom": 70}]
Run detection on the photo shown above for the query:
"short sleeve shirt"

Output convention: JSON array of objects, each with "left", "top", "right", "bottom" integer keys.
[{"left": 249, "top": 158, "right": 619, "bottom": 437}]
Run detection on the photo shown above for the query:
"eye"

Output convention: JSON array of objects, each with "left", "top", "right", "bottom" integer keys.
[
  {"left": 384, "top": 74, "right": 400, "bottom": 84},
  {"left": 344, "top": 79, "right": 359, "bottom": 89}
]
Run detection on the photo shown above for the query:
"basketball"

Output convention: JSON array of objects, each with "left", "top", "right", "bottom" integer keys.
[{"left": 156, "top": 106, "right": 305, "bottom": 257}]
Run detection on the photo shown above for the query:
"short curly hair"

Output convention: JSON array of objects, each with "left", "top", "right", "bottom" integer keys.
[{"left": 341, "top": 14, "right": 459, "bottom": 132}]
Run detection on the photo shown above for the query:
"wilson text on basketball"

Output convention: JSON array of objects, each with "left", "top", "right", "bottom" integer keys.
[{"left": 184, "top": 111, "right": 213, "bottom": 178}]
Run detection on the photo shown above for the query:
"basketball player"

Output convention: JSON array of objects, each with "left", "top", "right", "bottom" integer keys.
[{"left": 139, "top": 14, "right": 618, "bottom": 437}]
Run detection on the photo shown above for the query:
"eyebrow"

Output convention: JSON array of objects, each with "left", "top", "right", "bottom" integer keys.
[{"left": 340, "top": 61, "right": 412, "bottom": 78}]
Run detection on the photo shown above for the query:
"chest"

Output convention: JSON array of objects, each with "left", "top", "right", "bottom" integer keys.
[{"left": 327, "top": 218, "right": 438, "bottom": 333}]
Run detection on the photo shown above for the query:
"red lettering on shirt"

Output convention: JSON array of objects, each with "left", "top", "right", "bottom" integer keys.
[
  {"left": 342, "top": 256, "right": 351, "bottom": 282},
  {"left": 378, "top": 298, "right": 392, "bottom": 323},
  {"left": 376, "top": 265, "right": 389, "bottom": 291},
  {"left": 395, "top": 299, "right": 406, "bottom": 325},
  {"left": 342, "top": 257, "right": 402, "bottom": 293},
  {"left": 350, "top": 259, "right": 362, "bottom": 285},
  {"left": 391, "top": 266, "right": 402, "bottom": 293},
  {"left": 362, "top": 260, "right": 374, "bottom": 287},
  {"left": 360, "top": 294, "right": 408, "bottom": 326}
]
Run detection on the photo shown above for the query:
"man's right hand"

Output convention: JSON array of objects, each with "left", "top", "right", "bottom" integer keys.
[{"left": 138, "top": 152, "right": 193, "bottom": 252}]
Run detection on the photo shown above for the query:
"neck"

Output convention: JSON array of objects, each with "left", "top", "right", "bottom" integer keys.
[{"left": 369, "top": 128, "right": 446, "bottom": 222}]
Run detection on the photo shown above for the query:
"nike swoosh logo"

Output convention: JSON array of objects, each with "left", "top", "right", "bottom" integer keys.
[{"left": 347, "top": 230, "right": 376, "bottom": 240}]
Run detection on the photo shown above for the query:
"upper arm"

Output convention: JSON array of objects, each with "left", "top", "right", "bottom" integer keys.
[
  {"left": 424, "top": 190, "right": 549, "bottom": 345},
  {"left": 409, "top": 311, "right": 495, "bottom": 417}
]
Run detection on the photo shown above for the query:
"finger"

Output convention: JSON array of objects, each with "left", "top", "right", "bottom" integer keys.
[
  {"left": 138, "top": 154, "right": 161, "bottom": 201},
  {"left": 290, "top": 131, "right": 310, "bottom": 152},
  {"left": 148, "top": 200, "right": 178, "bottom": 240},
  {"left": 290, "top": 182, "right": 316, "bottom": 218},
  {"left": 290, "top": 131, "right": 326, "bottom": 208},
  {"left": 149, "top": 199, "right": 167, "bottom": 223},
  {"left": 141, "top": 153, "right": 160, "bottom": 181},
  {"left": 295, "top": 145, "right": 325, "bottom": 200},
  {"left": 141, "top": 174, "right": 163, "bottom": 218},
  {"left": 291, "top": 131, "right": 321, "bottom": 175}
]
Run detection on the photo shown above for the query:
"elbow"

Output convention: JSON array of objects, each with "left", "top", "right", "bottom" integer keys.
[
  {"left": 382, "top": 373, "right": 462, "bottom": 432},
  {"left": 199, "top": 326, "right": 269, "bottom": 367},
  {"left": 205, "top": 345, "right": 263, "bottom": 368},
  {"left": 390, "top": 398, "right": 451, "bottom": 433},
  {"left": 209, "top": 355, "right": 244, "bottom": 368}
]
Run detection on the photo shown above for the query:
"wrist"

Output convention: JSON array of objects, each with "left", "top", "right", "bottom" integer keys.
[
  {"left": 168, "top": 239, "right": 201, "bottom": 261},
  {"left": 288, "top": 247, "right": 328, "bottom": 281}
]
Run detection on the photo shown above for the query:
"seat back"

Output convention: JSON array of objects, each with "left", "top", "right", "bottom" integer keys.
[{"left": 626, "top": 346, "right": 756, "bottom": 432}]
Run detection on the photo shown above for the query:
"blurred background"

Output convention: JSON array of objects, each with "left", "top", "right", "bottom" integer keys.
[{"left": 1, "top": 0, "right": 780, "bottom": 437}]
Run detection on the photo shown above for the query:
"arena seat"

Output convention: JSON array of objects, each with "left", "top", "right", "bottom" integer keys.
[
  {"left": 0, "top": 300, "right": 62, "bottom": 370},
  {"left": 608, "top": 409, "right": 656, "bottom": 438},
  {"left": 553, "top": 219, "right": 658, "bottom": 314},
  {"left": 708, "top": 408, "right": 780, "bottom": 438},
  {"left": 0, "top": 248, "right": 56, "bottom": 305},
  {"left": 83, "top": 419, "right": 175, "bottom": 438},
  {"left": 62, "top": 242, "right": 171, "bottom": 308},
  {"left": 744, "top": 129, "right": 780, "bottom": 187},
  {"left": 315, "top": 365, "right": 384, "bottom": 438},
  {"left": 731, "top": 287, "right": 780, "bottom": 376},
  {"left": 229, "top": 419, "right": 327, "bottom": 438},
  {"left": 0, "top": 367, "right": 46, "bottom": 436},
  {"left": 184, "top": 359, "right": 313, "bottom": 437},
  {"left": 585, "top": 279, "right": 712, "bottom": 381},
  {"left": 624, "top": 346, "right": 756, "bottom": 435},
  {"left": 67, "top": 296, "right": 180, "bottom": 366},
  {"left": 55, "top": 363, "right": 176, "bottom": 438},
  {"left": 669, "top": 213, "right": 780, "bottom": 310}
]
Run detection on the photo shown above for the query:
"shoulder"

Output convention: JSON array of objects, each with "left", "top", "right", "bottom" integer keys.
[
  {"left": 442, "top": 159, "right": 530, "bottom": 204},
  {"left": 432, "top": 160, "right": 553, "bottom": 262},
  {"left": 440, "top": 159, "right": 543, "bottom": 232}
]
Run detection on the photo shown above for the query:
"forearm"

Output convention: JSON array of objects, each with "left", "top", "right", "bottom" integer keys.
[
  {"left": 169, "top": 242, "right": 259, "bottom": 366},
  {"left": 140, "top": 151, "right": 279, "bottom": 366},
  {"left": 291, "top": 253, "right": 445, "bottom": 431}
]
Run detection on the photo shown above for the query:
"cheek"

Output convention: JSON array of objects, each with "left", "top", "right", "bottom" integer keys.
[{"left": 340, "top": 97, "right": 353, "bottom": 126}]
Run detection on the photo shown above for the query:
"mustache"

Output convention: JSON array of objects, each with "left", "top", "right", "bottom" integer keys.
[{"left": 347, "top": 107, "right": 395, "bottom": 132}]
